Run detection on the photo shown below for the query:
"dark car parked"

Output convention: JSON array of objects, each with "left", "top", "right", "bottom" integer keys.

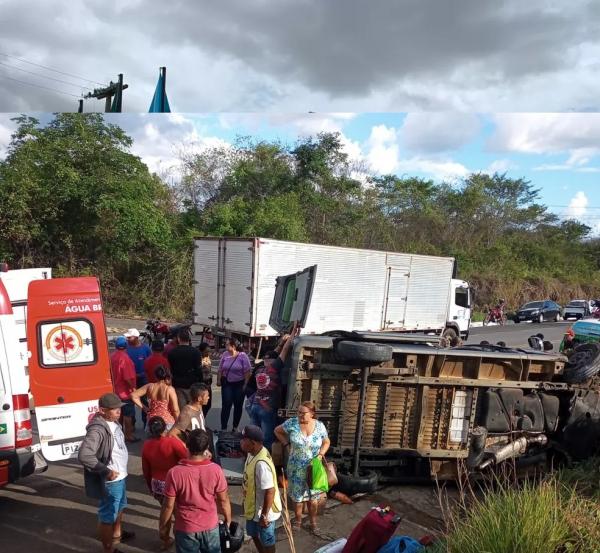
[{"left": 514, "top": 300, "right": 562, "bottom": 323}]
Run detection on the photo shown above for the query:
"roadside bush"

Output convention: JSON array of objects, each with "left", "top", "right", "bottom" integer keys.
[
  {"left": 436, "top": 480, "right": 571, "bottom": 553},
  {"left": 433, "top": 461, "right": 600, "bottom": 553}
]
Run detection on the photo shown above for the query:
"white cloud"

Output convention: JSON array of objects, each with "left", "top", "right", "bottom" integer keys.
[
  {"left": 218, "top": 113, "right": 356, "bottom": 137},
  {"left": 565, "top": 191, "right": 589, "bottom": 219},
  {"left": 490, "top": 113, "right": 600, "bottom": 168},
  {"left": 399, "top": 113, "right": 481, "bottom": 153},
  {"left": 395, "top": 158, "right": 470, "bottom": 182},
  {"left": 485, "top": 159, "right": 516, "bottom": 174},
  {"left": 366, "top": 125, "right": 400, "bottom": 174},
  {"left": 0, "top": 120, "right": 13, "bottom": 159},
  {"left": 365, "top": 123, "right": 471, "bottom": 180}
]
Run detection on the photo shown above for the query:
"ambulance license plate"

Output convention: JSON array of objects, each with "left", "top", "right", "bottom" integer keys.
[{"left": 61, "top": 441, "right": 80, "bottom": 456}]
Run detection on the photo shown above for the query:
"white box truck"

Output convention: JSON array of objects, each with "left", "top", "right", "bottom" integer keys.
[{"left": 193, "top": 237, "right": 471, "bottom": 343}]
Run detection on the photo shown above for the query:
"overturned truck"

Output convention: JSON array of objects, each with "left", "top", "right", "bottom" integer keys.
[{"left": 279, "top": 332, "right": 600, "bottom": 488}]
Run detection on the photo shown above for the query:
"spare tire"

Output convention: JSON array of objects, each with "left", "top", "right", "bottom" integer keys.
[
  {"left": 563, "top": 343, "right": 600, "bottom": 383},
  {"left": 335, "top": 470, "right": 379, "bottom": 496},
  {"left": 335, "top": 341, "right": 393, "bottom": 366}
]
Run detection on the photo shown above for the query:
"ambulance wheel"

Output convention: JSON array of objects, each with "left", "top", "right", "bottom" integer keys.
[{"left": 335, "top": 470, "right": 379, "bottom": 496}]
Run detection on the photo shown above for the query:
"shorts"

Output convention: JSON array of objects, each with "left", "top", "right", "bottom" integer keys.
[
  {"left": 98, "top": 477, "right": 128, "bottom": 524},
  {"left": 246, "top": 519, "right": 276, "bottom": 546},
  {"left": 121, "top": 400, "right": 135, "bottom": 418}
]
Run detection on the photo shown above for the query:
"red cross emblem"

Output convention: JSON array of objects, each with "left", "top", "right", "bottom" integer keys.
[{"left": 54, "top": 332, "right": 75, "bottom": 353}]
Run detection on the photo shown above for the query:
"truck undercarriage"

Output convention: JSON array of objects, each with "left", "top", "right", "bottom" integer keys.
[{"left": 280, "top": 333, "right": 600, "bottom": 484}]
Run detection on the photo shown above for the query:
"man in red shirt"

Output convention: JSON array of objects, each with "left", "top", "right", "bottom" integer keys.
[
  {"left": 144, "top": 340, "right": 171, "bottom": 383},
  {"left": 111, "top": 336, "right": 137, "bottom": 442},
  {"left": 160, "top": 429, "right": 231, "bottom": 553}
]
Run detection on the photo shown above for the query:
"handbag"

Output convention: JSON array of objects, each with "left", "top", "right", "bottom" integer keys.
[{"left": 324, "top": 458, "right": 338, "bottom": 487}]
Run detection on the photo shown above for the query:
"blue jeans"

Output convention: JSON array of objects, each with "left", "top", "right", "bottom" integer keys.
[
  {"left": 98, "top": 477, "right": 127, "bottom": 524},
  {"left": 249, "top": 404, "right": 276, "bottom": 451},
  {"left": 175, "top": 526, "right": 220, "bottom": 553},
  {"left": 246, "top": 519, "right": 276, "bottom": 547}
]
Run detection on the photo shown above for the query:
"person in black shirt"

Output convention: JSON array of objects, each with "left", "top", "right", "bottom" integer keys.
[{"left": 167, "top": 329, "right": 202, "bottom": 409}]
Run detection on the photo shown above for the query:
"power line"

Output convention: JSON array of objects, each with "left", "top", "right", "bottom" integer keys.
[
  {"left": 0, "top": 73, "right": 82, "bottom": 99},
  {"left": 0, "top": 61, "right": 92, "bottom": 91},
  {"left": 0, "top": 52, "right": 105, "bottom": 86}
]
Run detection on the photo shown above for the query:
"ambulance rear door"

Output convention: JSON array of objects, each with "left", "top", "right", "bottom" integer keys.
[{"left": 27, "top": 277, "right": 113, "bottom": 461}]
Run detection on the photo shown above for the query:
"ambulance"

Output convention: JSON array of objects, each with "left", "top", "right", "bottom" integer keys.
[{"left": 0, "top": 268, "right": 113, "bottom": 487}]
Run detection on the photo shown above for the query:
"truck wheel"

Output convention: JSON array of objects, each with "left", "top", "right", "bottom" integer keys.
[
  {"left": 335, "top": 341, "right": 393, "bottom": 366},
  {"left": 442, "top": 327, "right": 458, "bottom": 342},
  {"left": 334, "top": 470, "right": 379, "bottom": 496},
  {"left": 563, "top": 343, "right": 600, "bottom": 383}
]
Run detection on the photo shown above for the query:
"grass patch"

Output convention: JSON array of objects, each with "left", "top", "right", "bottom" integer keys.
[
  {"left": 432, "top": 461, "right": 600, "bottom": 553},
  {"left": 558, "top": 457, "right": 600, "bottom": 502}
]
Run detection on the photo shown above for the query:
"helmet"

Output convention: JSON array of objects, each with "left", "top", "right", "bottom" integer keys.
[{"left": 219, "top": 521, "right": 244, "bottom": 553}]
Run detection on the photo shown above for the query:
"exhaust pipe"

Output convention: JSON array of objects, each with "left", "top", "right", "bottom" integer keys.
[{"left": 479, "top": 435, "right": 548, "bottom": 470}]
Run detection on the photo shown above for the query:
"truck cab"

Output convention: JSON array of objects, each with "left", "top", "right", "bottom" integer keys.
[{"left": 446, "top": 279, "right": 472, "bottom": 341}]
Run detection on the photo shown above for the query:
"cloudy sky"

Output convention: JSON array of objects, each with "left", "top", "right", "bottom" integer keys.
[
  {"left": 1, "top": 0, "right": 600, "bottom": 112},
  {"left": 1, "top": 111, "right": 599, "bottom": 231}
]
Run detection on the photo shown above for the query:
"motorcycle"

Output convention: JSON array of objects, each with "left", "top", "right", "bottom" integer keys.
[
  {"left": 140, "top": 318, "right": 192, "bottom": 345},
  {"left": 483, "top": 305, "right": 507, "bottom": 326}
]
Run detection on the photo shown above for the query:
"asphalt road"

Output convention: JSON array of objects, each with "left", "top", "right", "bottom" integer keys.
[
  {"left": 467, "top": 320, "right": 570, "bottom": 350},
  {"left": 0, "top": 320, "right": 572, "bottom": 552},
  {"left": 0, "top": 386, "right": 443, "bottom": 553}
]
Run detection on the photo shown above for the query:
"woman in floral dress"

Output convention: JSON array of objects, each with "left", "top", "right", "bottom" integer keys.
[{"left": 274, "top": 401, "right": 331, "bottom": 533}]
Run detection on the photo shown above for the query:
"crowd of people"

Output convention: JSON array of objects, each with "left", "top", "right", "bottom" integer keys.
[{"left": 78, "top": 324, "right": 333, "bottom": 553}]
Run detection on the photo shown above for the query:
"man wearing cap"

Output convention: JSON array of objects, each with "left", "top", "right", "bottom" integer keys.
[
  {"left": 111, "top": 336, "right": 137, "bottom": 442},
  {"left": 241, "top": 425, "right": 282, "bottom": 553},
  {"left": 79, "top": 393, "right": 135, "bottom": 553},
  {"left": 125, "top": 328, "right": 152, "bottom": 386}
]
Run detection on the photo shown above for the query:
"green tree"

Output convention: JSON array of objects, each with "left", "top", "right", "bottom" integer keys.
[{"left": 0, "top": 113, "right": 180, "bottom": 314}]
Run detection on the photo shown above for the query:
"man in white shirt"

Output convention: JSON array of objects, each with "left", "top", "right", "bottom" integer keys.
[
  {"left": 79, "top": 393, "right": 135, "bottom": 553},
  {"left": 241, "top": 425, "right": 282, "bottom": 553}
]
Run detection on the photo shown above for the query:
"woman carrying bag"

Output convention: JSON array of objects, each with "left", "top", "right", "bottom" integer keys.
[
  {"left": 274, "top": 401, "right": 331, "bottom": 534},
  {"left": 217, "top": 339, "right": 252, "bottom": 432}
]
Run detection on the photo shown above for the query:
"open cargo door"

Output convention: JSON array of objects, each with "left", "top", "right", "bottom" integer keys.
[
  {"left": 269, "top": 265, "right": 317, "bottom": 333},
  {"left": 27, "top": 277, "right": 113, "bottom": 461}
]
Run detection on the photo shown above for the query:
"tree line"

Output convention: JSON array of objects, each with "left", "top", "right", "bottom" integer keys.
[{"left": 0, "top": 113, "right": 598, "bottom": 318}]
